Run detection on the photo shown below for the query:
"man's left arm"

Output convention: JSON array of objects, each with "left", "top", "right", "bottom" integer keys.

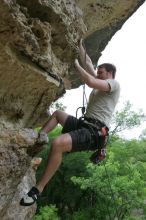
[{"left": 78, "top": 39, "right": 97, "bottom": 77}]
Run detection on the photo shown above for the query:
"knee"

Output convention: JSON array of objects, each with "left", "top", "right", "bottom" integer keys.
[
  {"left": 52, "top": 110, "right": 61, "bottom": 117},
  {"left": 51, "top": 137, "right": 62, "bottom": 153}
]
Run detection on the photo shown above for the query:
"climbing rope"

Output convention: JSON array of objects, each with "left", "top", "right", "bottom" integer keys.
[
  {"left": 75, "top": 84, "right": 87, "bottom": 119},
  {"left": 76, "top": 39, "right": 88, "bottom": 119},
  {"left": 103, "top": 160, "right": 119, "bottom": 220}
]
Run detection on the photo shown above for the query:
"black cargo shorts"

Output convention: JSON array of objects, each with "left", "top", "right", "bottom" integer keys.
[{"left": 62, "top": 115, "right": 99, "bottom": 152}]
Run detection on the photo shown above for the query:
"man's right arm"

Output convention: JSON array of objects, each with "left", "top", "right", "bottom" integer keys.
[
  {"left": 78, "top": 39, "right": 97, "bottom": 77},
  {"left": 75, "top": 59, "right": 110, "bottom": 92}
]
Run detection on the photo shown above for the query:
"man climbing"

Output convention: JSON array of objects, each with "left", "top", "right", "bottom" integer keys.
[{"left": 20, "top": 39, "right": 120, "bottom": 206}]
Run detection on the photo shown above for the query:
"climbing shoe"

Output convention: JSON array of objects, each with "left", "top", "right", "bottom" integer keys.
[
  {"left": 20, "top": 186, "right": 40, "bottom": 206},
  {"left": 36, "top": 131, "right": 49, "bottom": 145}
]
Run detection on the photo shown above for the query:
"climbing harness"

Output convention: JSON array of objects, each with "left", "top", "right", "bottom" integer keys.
[{"left": 84, "top": 117, "right": 109, "bottom": 165}]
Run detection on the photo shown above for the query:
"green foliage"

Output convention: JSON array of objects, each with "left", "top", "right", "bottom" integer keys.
[
  {"left": 111, "top": 101, "right": 146, "bottom": 136},
  {"left": 35, "top": 136, "right": 146, "bottom": 219},
  {"left": 71, "top": 139, "right": 146, "bottom": 219},
  {"left": 48, "top": 125, "right": 62, "bottom": 139},
  {"left": 37, "top": 150, "right": 91, "bottom": 218},
  {"left": 50, "top": 101, "right": 66, "bottom": 112},
  {"left": 139, "top": 129, "right": 146, "bottom": 140},
  {"left": 33, "top": 205, "right": 60, "bottom": 220}
]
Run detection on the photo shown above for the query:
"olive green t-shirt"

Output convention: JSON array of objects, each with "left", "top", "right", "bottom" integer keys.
[{"left": 85, "top": 79, "right": 120, "bottom": 128}]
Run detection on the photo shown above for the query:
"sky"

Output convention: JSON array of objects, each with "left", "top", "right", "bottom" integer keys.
[{"left": 59, "top": 1, "right": 146, "bottom": 139}]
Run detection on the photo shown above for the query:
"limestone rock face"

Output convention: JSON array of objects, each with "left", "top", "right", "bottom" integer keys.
[
  {"left": 0, "top": 0, "right": 145, "bottom": 219},
  {"left": 0, "top": 128, "right": 38, "bottom": 219}
]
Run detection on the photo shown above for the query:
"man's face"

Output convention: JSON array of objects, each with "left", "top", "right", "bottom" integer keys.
[{"left": 97, "top": 67, "right": 111, "bottom": 80}]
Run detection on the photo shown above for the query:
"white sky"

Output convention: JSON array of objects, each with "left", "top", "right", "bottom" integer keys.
[{"left": 59, "top": 2, "right": 146, "bottom": 139}]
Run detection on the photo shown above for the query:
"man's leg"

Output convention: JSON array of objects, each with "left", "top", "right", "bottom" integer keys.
[
  {"left": 40, "top": 110, "right": 69, "bottom": 133},
  {"left": 37, "top": 110, "right": 72, "bottom": 192},
  {"left": 20, "top": 132, "right": 72, "bottom": 206},
  {"left": 36, "top": 110, "right": 69, "bottom": 145},
  {"left": 36, "top": 133, "right": 72, "bottom": 193}
]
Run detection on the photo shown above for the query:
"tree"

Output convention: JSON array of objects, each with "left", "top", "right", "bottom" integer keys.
[
  {"left": 49, "top": 100, "right": 66, "bottom": 113},
  {"left": 71, "top": 139, "right": 146, "bottom": 219},
  {"left": 35, "top": 128, "right": 146, "bottom": 219},
  {"left": 139, "top": 129, "right": 146, "bottom": 140},
  {"left": 111, "top": 101, "right": 146, "bottom": 136}
]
